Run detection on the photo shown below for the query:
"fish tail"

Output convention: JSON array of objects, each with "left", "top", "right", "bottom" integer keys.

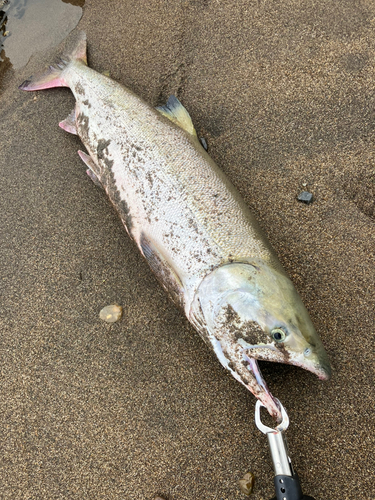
[{"left": 19, "top": 30, "right": 87, "bottom": 91}]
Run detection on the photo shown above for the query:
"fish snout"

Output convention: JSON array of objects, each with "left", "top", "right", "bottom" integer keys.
[
  {"left": 314, "top": 358, "right": 332, "bottom": 381},
  {"left": 299, "top": 343, "right": 332, "bottom": 381}
]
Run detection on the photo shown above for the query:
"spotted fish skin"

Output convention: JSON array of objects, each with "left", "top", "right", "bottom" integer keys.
[{"left": 20, "top": 31, "right": 331, "bottom": 422}]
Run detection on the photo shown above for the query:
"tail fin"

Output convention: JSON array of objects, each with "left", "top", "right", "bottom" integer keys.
[{"left": 19, "top": 30, "right": 87, "bottom": 91}]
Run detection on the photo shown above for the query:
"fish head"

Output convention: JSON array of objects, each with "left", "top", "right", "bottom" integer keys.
[{"left": 196, "top": 261, "right": 331, "bottom": 381}]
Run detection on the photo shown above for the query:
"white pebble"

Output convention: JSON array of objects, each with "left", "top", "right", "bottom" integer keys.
[{"left": 99, "top": 304, "right": 123, "bottom": 323}]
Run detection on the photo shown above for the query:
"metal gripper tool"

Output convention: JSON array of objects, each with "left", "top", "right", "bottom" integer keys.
[{"left": 255, "top": 400, "right": 317, "bottom": 500}]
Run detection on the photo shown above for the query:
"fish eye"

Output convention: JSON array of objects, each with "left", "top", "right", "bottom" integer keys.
[
  {"left": 271, "top": 328, "right": 286, "bottom": 342},
  {"left": 304, "top": 347, "right": 312, "bottom": 357}
]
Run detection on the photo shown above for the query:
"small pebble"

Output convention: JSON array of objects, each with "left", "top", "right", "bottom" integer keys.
[
  {"left": 238, "top": 471, "right": 255, "bottom": 496},
  {"left": 297, "top": 191, "right": 313, "bottom": 204},
  {"left": 99, "top": 304, "right": 123, "bottom": 323}
]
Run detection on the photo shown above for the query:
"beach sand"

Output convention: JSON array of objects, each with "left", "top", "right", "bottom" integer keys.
[{"left": 0, "top": 0, "right": 374, "bottom": 498}]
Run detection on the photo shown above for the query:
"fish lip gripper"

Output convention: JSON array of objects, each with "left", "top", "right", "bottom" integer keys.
[{"left": 255, "top": 400, "right": 319, "bottom": 500}]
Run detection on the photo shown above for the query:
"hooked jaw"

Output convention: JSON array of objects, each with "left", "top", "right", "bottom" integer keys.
[
  {"left": 243, "top": 341, "right": 332, "bottom": 381},
  {"left": 239, "top": 341, "right": 331, "bottom": 423},
  {"left": 235, "top": 341, "right": 331, "bottom": 423}
]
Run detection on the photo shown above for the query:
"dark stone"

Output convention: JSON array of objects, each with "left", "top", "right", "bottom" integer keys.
[{"left": 297, "top": 191, "right": 313, "bottom": 204}]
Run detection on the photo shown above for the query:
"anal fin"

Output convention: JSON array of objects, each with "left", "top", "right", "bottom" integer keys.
[
  {"left": 59, "top": 109, "right": 77, "bottom": 135},
  {"left": 78, "top": 150, "right": 103, "bottom": 188}
]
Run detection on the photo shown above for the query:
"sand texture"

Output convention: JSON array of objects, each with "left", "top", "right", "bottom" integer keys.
[{"left": 0, "top": 0, "right": 374, "bottom": 499}]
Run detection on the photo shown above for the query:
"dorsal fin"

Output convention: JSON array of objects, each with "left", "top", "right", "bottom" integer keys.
[{"left": 156, "top": 95, "right": 197, "bottom": 137}]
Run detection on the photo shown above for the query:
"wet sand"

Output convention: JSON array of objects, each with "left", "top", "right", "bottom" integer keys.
[{"left": 0, "top": 1, "right": 374, "bottom": 499}]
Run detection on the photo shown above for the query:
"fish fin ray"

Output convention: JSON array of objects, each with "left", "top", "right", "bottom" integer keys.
[
  {"left": 156, "top": 95, "right": 197, "bottom": 137},
  {"left": 78, "top": 150, "right": 103, "bottom": 188},
  {"left": 86, "top": 169, "right": 103, "bottom": 188},
  {"left": 59, "top": 109, "right": 77, "bottom": 135},
  {"left": 19, "top": 30, "right": 87, "bottom": 91}
]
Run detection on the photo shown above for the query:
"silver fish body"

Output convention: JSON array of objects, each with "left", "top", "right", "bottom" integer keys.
[{"left": 20, "top": 32, "right": 331, "bottom": 421}]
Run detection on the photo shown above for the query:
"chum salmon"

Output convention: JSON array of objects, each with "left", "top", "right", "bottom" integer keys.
[{"left": 20, "top": 31, "right": 331, "bottom": 422}]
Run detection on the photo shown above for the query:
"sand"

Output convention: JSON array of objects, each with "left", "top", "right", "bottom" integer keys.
[{"left": 0, "top": 0, "right": 374, "bottom": 499}]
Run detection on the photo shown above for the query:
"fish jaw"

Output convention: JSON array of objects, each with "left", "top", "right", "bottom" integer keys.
[
  {"left": 242, "top": 341, "right": 332, "bottom": 381},
  {"left": 191, "top": 260, "right": 331, "bottom": 418},
  {"left": 205, "top": 323, "right": 283, "bottom": 422}
]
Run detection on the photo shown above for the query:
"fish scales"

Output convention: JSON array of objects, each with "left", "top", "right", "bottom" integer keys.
[
  {"left": 20, "top": 31, "right": 331, "bottom": 422},
  {"left": 69, "top": 61, "right": 281, "bottom": 309}
]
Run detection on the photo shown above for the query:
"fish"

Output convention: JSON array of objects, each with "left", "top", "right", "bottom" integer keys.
[{"left": 20, "top": 31, "right": 331, "bottom": 422}]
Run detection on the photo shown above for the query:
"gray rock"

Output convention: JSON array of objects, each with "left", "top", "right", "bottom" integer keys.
[{"left": 297, "top": 191, "right": 313, "bottom": 204}]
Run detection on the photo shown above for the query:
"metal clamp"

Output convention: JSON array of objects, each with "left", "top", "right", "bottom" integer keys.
[
  {"left": 255, "top": 399, "right": 293, "bottom": 477},
  {"left": 255, "top": 399, "right": 317, "bottom": 500},
  {"left": 255, "top": 398, "right": 290, "bottom": 434}
]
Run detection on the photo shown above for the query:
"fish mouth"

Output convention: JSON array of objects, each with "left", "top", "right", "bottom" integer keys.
[{"left": 243, "top": 343, "right": 332, "bottom": 381}]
